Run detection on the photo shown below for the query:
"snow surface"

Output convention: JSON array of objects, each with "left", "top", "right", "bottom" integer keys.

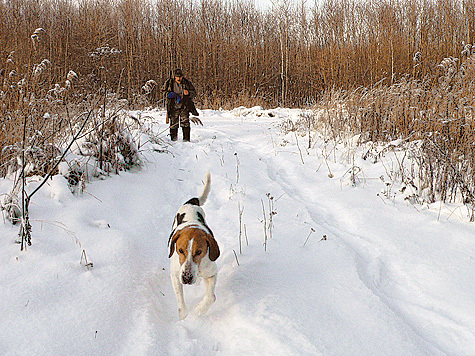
[{"left": 1, "top": 107, "right": 474, "bottom": 355}]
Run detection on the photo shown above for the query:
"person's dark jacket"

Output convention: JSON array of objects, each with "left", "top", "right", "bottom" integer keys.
[{"left": 162, "top": 77, "right": 199, "bottom": 116}]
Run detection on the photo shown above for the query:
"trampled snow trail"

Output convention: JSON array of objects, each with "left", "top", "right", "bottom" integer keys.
[{"left": 0, "top": 108, "right": 473, "bottom": 355}]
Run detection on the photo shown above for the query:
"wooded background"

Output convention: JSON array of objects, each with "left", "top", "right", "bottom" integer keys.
[{"left": 1, "top": 0, "right": 475, "bottom": 107}]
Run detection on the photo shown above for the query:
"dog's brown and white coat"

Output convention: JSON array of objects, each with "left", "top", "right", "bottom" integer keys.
[{"left": 168, "top": 172, "right": 220, "bottom": 320}]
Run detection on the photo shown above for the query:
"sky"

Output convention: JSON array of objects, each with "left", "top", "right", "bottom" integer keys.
[
  {"left": 255, "top": 0, "right": 303, "bottom": 9},
  {"left": 257, "top": 0, "right": 275, "bottom": 7}
]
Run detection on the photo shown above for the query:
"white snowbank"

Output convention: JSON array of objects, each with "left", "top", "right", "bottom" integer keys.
[{"left": 1, "top": 108, "right": 473, "bottom": 355}]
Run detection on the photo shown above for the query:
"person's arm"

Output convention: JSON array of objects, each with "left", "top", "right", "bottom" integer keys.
[
  {"left": 162, "top": 78, "right": 172, "bottom": 94},
  {"left": 184, "top": 79, "right": 196, "bottom": 100}
]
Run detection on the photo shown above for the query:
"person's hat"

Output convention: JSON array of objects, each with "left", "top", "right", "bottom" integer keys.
[{"left": 174, "top": 68, "right": 184, "bottom": 77}]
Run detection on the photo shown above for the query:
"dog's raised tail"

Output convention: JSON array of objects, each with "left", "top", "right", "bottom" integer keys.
[{"left": 198, "top": 171, "right": 211, "bottom": 205}]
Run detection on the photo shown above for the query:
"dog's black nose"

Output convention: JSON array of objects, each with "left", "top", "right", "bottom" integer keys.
[{"left": 182, "top": 272, "right": 193, "bottom": 285}]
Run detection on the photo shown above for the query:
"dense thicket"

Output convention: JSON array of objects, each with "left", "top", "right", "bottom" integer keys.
[{"left": 1, "top": 0, "right": 475, "bottom": 107}]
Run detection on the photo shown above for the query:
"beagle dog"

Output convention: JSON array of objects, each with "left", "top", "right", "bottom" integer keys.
[{"left": 168, "top": 172, "right": 220, "bottom": 320}]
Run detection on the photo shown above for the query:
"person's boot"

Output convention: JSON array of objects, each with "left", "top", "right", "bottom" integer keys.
[
  {"left": 170, "top": 127, "right": 178, "bottom": 141},
  {"left": 182, "top": 126, "right": 191, "bottom": 142}
]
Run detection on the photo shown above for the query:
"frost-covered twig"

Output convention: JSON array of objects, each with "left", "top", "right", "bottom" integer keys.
[
  {"left": 19, "top": 110, "right": 93, "bottom": 250},
  {"left": 261, "top": 199, "right": 267, "bottom": 252},
  {"left": 238, "top": 202, "right": 244, "bottom": 254}
]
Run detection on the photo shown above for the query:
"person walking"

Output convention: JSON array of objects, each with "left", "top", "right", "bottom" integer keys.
[{"left": 162, "top": 68, "right": 198, "bottom": 142}]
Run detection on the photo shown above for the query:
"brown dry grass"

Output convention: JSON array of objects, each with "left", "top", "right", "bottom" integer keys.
[
  {"left": 2, "top": 0, "right": 475, "bottom": 108},
  {"left": 313, "top": 54, "right": 475, "bottom": 217}
]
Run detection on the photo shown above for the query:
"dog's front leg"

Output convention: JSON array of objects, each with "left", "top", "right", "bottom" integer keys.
[
  {"left": 171, "top": 272, "right": 188, "bottom": 320},
  {"left": 195, "top": 275, "right": 217, "bottom": 316}
]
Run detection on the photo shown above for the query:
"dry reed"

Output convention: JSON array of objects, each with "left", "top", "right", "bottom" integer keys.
[{"left": 2, "top": 0, "right": 475, "bottom": 109}]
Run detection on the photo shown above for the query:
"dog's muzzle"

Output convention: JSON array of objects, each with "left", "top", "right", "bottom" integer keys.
[
  {"left": 181, "top": 270, "right": 194, "bottom": 284},
  {"left": 181, "top": 263, "right": 194, "bottom": 284}
]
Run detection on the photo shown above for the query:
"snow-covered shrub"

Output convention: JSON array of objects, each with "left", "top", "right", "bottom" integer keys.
[
  {"left": 0, "top": 28, "right": 146, "bottom": 248},
  {"left": 1, "top": 138, "right": 62, "bottom": 178},
  {"left": 142, "top": 80, "right": 157, "bottom": 95},
  {"left": 71, "top": 114, "right": 141, "bottom": 179},
  {"left": 305, "top": 48, "right": 475, "bottom": 220},
  {"left": 1, "top": 191, "right": 21, "bottom": 225}
]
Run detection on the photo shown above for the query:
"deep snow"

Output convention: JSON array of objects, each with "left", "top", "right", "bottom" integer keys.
[{"left": 1, "top": 107, "right": 474, "bottom": 355}]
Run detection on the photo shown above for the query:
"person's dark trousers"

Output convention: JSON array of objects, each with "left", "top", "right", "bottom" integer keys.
[
  {"left": 182, "top": 126, "right": 191, "bottom": 142},
  {"left": 170, "top": 127, "right": 178, "bottom": 141},
  {"left": 180, "top": 109, "right": 191, "bottom": 141},
  {"left": 169, "top": 111, "right": 179, "bottom": 141},
  {"left": 169, "top": 108, "right": 190, "bottom": 141}
]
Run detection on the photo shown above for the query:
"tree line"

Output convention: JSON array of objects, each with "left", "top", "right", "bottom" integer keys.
[{"left": 1, "top": 0, "right": 475, "bottom": 108}]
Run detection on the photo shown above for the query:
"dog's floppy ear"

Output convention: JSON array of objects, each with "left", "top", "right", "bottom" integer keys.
[
  {"left": 169, "top": 232, "right": 180, "bottom": 258},
  {"left": 206, "top": 234, "right": 220, "bottom": 261}
]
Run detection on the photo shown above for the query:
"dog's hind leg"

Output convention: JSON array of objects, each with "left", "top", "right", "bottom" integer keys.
[
  {"left": 195, "top": 275, "right": 217, "bottom": 316},
  {"left": 171, "top": 272, "right": 188, "bottom": 320}
]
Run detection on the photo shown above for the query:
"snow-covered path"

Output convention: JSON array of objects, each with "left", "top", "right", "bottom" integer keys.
[{"left": 1, "top": 108, "right": 474, "bottom": 355}]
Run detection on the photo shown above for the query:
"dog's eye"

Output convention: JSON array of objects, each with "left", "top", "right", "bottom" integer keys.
[
  {"left": 178, "top": 248, "right": 184, "bottom": 254},
  {"left": 195, "top": 250, "right": 202, "bottom": 256}
]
